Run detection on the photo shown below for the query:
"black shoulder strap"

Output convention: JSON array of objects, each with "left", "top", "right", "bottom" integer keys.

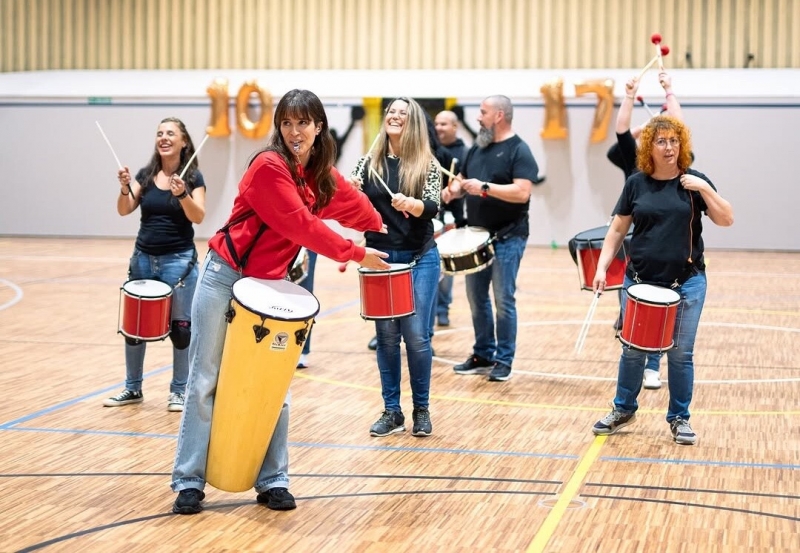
[{"left": 218, "top": 211, "right": 268, "bottom": 271}]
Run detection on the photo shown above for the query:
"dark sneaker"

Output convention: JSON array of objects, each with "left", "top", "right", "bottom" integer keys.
[
  {"left": 256, "top": 487, "right": 297, "bottom": 511},
  {"left": 369, "top": 410, "right": 405, "bottom": 437},
  {"left": 368, "top": 336, "right": 378, "bottom": 351},
  {"left": 172, "top": 488, "right": 205, "bottom": 514},
  {"left": 488, "top": 362, "right": 512, "bottom": 382},
  {"left": 669, "top": 417, "right": 697, "bottom": 445},
  {"left": 411, "top": 407, "right": 432, "bottom": 437},
  {"left": 167, "top": 392, "right": 184, "bottom": 412},
  {"left": 592, "top": 409, "right": 636, "bottom": 435},
  {"left": 103, "top": 389, "right": 143, "bottom": 407},
  {"left": 453, "top": 354, "right": 493, "bottom": 375}
]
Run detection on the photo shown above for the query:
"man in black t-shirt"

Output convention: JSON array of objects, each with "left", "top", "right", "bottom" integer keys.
[{"left": 442, "top": 95, "right": 540, "bottom": 382}]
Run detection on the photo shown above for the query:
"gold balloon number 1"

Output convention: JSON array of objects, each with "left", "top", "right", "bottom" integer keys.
[
  {"left": 206, "top": 78, "right": 273, "bottom": 140},
  {"left": 540, "top": 78, "right": 615, "bottom": 143}
]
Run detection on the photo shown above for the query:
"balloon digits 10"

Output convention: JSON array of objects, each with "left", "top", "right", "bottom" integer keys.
[{"left": 205, "top": 79, "right": 273, "bottom": 140}]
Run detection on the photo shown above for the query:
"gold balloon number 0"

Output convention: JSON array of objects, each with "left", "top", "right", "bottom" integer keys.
[
  {"left": 206, "top": 78, "right": 273, "bottom": 140},
  {"left": 540, "top": 78, "right": 615, "bottom": 143}
]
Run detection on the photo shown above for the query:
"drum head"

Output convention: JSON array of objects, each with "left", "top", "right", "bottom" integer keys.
[
  {"left": 627, "top": 283, "right": 681, "bottom": 305},
  {"left": 358, "top": 263, "right": 411, "bottom": 275},
  {"left": 572, "top": 224, "right": 633, "bottom": 246},
  {"left": 232, "top": 277, "right": 320, "bottom": 321},
  {"left": 435, "top": 227, "right": 490, "bottom": 255},
  {"left": 122, "top": 279, "right": 172, "bottom": 298}
]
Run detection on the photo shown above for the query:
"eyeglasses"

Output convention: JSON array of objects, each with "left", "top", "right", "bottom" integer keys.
[{"left": 654, "top": 137, "right": 680, "bottom": 148}]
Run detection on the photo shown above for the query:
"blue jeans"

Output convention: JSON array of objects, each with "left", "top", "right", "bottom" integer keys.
[
  {"left": 618, "top": 289, "right": 662, "bottom": 371},
  {"left": 171, "top": 250, "right": 290, "bottom": 494},
  {"left": 375, "top": 247, "right": 440, "bottom": 411},
  {"left": 125, "top": 247, "right": 197, "bottom": 394},
  {"left": 298, "top": 250, "right": 318, "bottom": 355},
  {"left": 464, "top": 235, "right": 527, "bottom": 368},
  {"left": 437, "top": 274, "right": 453, "bottom": 318},
  {"left": 612, "top": 272, "right": 707, "bottom": 422}
]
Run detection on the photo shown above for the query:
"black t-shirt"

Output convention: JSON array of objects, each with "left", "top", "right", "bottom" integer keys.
[
  {"left": 615, "top": 168, "right": 713, "bottom": 285},
  {"left": 463, "top": 135, "right": 539, "bottom": 236},
  {"left": 440, "top": 138, "right": 468, "bottom": 226},
  {"left": 134, "top": 168, "right": 206, "bottom": 255}
]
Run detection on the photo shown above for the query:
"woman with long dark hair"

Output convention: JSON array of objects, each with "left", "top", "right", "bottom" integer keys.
[{"left": 171, "top": 89, "right": 389, "bottom": 515}]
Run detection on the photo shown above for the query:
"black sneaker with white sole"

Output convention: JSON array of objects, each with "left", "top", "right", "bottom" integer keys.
[
  {"left": 103, "top": 389, "right": 143, "bottom": 407},
  {"left": 172, "top": 488, "right": 205, "bottom": 514},
  {"left": 592, "top": 409, "right": 636, "bottom": 435},
  {"left": 453, "top": 354, "right": 493, "bottom": 375},
  {"left": 369, "top": 410, "right": 405, "bottom": 437},
  {"left": 256, "top": 487, "right": 297, "bottom": 510}
]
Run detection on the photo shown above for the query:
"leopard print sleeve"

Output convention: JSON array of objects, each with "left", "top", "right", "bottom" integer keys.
[
  {"left": 422, "top": 159, "right": 441, "bottom": 206},
  {"left": 351, "top": 155, "right": 369, "bottom": 181}
]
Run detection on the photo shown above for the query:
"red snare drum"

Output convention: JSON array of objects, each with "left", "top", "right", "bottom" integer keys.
[
  {"left": 618, "top": 283, "right": 681, "bottom": 352},
  {"left": 118, "top": 279, "right": 173, "bottom": 341},
  {"left": 358, "top": 263, "right": 415, "bottom": 320},
  {"left": 569, "top": 225, "right": 632, "bottom": 291}
]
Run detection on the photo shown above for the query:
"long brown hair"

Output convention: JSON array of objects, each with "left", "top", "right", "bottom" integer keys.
[
  {"left": 368, "top": 97, "right": 437, "bottom": 199},
  {"left": 250, "top": 89, "right": 337, "bottom": 212},
  {"left": 636, "top": 115, "right": 693, "bottom": 176}
]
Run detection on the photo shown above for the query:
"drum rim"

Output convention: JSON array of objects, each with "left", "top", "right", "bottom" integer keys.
[
  {"left": 358, "top": 263, "right": 412, "bottom": 274},
  {"left": 121, "top": 278, "right": 173, "bottom": 298},
  {"left": 442, "top": 256, "right": 494, "bottom": 276},
  {"left": 231, "top": 278, "right": 320, "bottom": 322},
  {"left": 626, "top": 283, "right": 681, "bottom": 305},
  {"left": 617, "top": 334, "right": 675, "bottom": 352}
]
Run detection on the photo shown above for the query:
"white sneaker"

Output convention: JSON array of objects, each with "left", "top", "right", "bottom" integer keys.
[
  {"left": 296, "top": 354, "right": 309, "bottom": 369},
  {"left": 643, "top": 369, "right": 662, "bottom": 390}
]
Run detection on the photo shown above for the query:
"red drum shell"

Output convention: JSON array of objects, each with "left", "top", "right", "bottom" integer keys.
[
  {"left": 618, "top": 284, "right": 681, "bottom": 352},
  {"left": 570, "top": 225, "right": 632, "bottom": 291},
  {"left": 119, "top": 279, "right": 173, "bottom": 341},
  {"left": 358, "top": 264, "right": 415, "bottom": 320}
]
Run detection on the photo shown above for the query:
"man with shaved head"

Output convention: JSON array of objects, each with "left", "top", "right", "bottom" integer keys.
[{"left": 442, "top": 95, "right": 541, "bottom": 382}]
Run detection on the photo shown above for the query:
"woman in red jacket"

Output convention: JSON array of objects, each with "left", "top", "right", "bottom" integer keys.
[{"left": 171, "top": 89, "right": 389, "bottom": 515}]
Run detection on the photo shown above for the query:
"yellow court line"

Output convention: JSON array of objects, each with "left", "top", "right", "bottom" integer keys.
[
  {"left": 527, "top": 436, "right": 607, "bottom": 553},
  {"left": 293, "top": 373, "right": 800, "bottom": 416}
]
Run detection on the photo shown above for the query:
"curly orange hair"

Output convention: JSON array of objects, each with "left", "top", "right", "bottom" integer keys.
[{"left": 636, "top": 115, "right": 693, "bottom": 175}]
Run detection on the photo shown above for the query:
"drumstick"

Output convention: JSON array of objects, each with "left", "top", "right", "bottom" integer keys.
[
  {"left": 96, "top": 121, "right": 123, "bottom": 169},
  {"left": 440, "top": 165, "right": 459, "bottom": 180},
  {"left": 179, "top": 134, "right": 210, "bottom": 180},
  {"left": 369, "top": 166, "right": 409, "bottom": 218},
  {"left": 574, "top": 292, "right": 600, "bottom": 355},
  {"left": 635, "top": 45, "right": 670, "bottom": 82},
  {"left": 636, "top": 96, "right": 656, "bottom": 118}
]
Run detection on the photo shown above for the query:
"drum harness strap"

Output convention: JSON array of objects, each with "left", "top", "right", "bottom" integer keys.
[
  {"left": 219, "top": 211, "right": 311, "bottom": 345},
  {"left": 407, "top": 237, "right": 437, "bottom": 268}
]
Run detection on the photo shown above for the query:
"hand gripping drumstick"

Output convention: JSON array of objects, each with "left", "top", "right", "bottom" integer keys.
[
  {"left": 369, "top": 166, "right": 409, "bottom": 218},
  {"left": 574, "top": 291, "right": 600, "bottom": 355},
  {"left": 96, "top": 121, "right": 123, "bottom": 169},
  {"left": 178, "top": 134, "right": 210, "bottom": 180}
]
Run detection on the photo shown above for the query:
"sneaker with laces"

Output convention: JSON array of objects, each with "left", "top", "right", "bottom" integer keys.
[
  {"left": 256, "top": 487, "right": 297, "bottom": 510},
  {"left": 453, "top": 354, "right": 493, "bottom": 375},
  {"left": 296, "top": 354, "right": 309, "bottom": 369},
  {"left": 670, "top": 417, "right": 697, "bottom": 445},
  {"left": 167, "top": 392, "right": 185, "bottom": 412},
  {"left": 103, "top": 389, "right": 143, "bottom": 407},
  {"left": 643, "top": 369, "right": 662, "bottom": 390},
  {"left": 369, "top": 410, "right": 405, "bottom": 437},
  {"left": 172, "top": 488, "right": 205, "bottom": 514},
  {"left": 488, "top": 362, "right": 512, "bottom": 382},
  {"left": 592, "top": 409, "right": 637, "bottom": 435},
  {"left": 411, "top": 407, "right": 432, "bottom": 437}
]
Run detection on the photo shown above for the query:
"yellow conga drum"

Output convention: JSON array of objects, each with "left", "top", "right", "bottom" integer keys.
[{"left": 206, "top": 277, "right": 319, "bottom": 492}]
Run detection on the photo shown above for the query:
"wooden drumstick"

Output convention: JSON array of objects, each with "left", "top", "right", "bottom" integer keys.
[
  {"left": 96, "top": 121, "right": 123, "bottom": 169},
  {"left": 635, "top": 46, "right": 669, "bottom": 82},
  {"left": 440, "top": 165, "right": 459, "bottom": 180},
  {"left": 179, "top": 134, "right": 210, "bottom": 180},
  {"left": 574, "top": 291, "right": 600, "bottom": 355}
]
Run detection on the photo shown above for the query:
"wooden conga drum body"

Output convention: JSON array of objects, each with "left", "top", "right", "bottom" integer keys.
[{"left": 206, "top": 277, "right": 319, "bottom": 492}]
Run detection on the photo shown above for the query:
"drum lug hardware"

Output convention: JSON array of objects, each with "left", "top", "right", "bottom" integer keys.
[
  {"left": 225, "top": 305, "right": 236, "bottom": 323},
  {"left": 252, "top": 324, "right": 271, "bottom": 343},
  {"left": 295, "top": 320, "right": 313, "bottom": 345}
]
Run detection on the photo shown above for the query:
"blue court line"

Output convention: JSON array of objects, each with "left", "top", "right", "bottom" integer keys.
[{"left": 600, "top": 455, "right": 800, "bottom": 471}]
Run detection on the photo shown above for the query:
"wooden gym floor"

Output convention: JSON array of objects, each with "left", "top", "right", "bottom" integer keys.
[{"left": 1, "top": 236, "right": 799, "bottom": 552}]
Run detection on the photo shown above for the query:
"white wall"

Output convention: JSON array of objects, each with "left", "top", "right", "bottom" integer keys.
[{"left": 1, "top": 69, "right": 799, "bottom": 251}]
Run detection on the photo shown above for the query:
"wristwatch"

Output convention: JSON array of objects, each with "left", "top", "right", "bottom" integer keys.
[{"left": 480, "top": 182, "right": 490, "bottom": 198}]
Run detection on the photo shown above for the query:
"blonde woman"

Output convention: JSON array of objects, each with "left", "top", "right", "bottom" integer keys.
[{"left": 352, "top": 97, "right": 441, "bottom": 438}]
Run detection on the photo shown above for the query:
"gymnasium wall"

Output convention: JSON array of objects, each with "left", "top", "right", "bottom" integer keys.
[{"left": 1, "top": 68, "right": 798, "bottom": 251}]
